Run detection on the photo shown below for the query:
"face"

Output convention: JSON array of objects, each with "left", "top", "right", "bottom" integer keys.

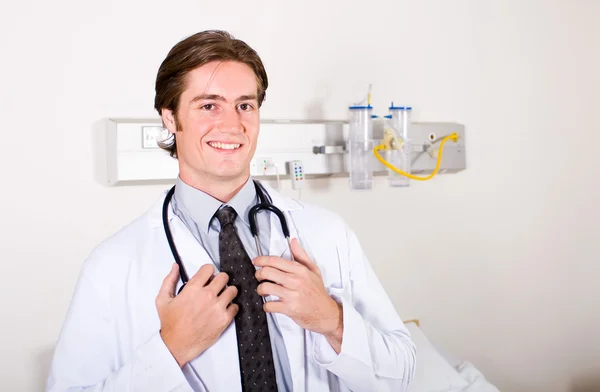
[{"left": 161, "top": 61, "right": 260, "bottom": 186}]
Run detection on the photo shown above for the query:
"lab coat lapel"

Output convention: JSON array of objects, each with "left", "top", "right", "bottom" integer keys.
[{"left": 266, "top": 194, "right": 307, "bottom": 392}]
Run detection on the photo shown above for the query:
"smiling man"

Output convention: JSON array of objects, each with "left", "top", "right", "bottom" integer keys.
[
  {"left": 160, "top": 60, "right": 261, "bottom": 202},
  {"left": 46, "top": 30, "right": 416, "bottom": 392}
]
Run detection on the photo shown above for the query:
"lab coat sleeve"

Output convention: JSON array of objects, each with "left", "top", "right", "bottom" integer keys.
[
  {"left": 46, "top": 256, "right": 191, "bottom": 392},
  {"left": 312, "top": 224, "right": 416, "bottom": 392}
]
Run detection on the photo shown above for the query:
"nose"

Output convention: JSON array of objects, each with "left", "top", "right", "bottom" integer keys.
[{"left": 217, "top": 106, "right": 244, "bottom": 134}]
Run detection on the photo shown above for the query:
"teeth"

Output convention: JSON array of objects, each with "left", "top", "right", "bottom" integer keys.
[{"left": 208, "top": 142, "right": 241, "bottom": 150}]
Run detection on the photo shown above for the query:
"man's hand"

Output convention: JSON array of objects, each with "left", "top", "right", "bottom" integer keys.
[
  {"left": 156, "top": 263, "right": 239, "bottom": 368},
  {"left": 253, "top": 238, "right": 344, "bottom": 353}
]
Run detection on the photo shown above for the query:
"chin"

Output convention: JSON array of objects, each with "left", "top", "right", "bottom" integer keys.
[{"left": 210, "top": 169, "right": 249, "bottom": 181}]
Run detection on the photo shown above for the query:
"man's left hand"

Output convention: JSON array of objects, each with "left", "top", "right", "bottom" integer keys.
[{"left": 253, "top": 238, "right": 344, "bottom": 353}]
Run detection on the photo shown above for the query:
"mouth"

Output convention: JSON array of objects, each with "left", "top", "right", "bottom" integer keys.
[{"left": 207, "top": 141, "right": 243, "bottom": 151}]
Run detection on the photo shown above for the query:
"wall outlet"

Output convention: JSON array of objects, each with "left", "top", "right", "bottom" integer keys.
[{"left": 254, "top": 157, "right": 276, "bottom": 176}]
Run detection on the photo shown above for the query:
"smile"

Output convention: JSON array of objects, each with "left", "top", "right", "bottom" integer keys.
[{"left": 207, "top": 142, "right": 242, "bottom": 150}]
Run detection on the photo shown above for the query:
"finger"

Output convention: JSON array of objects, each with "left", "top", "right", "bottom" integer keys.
[
  {"left": 263, "top": 300, "right": 286, "bottom": 314},
  {"left": 207, "top": 272, "right": 230, "bottom": 294},
  {"left": 217, "top": 283, "right": 238, "bottom": 305},
  {"left": 253, "top": 255, "right": 299, "bottom": 273},
  {"left": 156, "top": 263, "right": 179, "bottom": 305},
  {"left": 290, "top": 238, "right": 320, "bottom": 275},
  {"left": 188, "top": 264, "right": 215, "bottom": 287},
  {"left": 257, "top": 282, "right": 291, "bottom": 299},
  {"left": 226, "top": 303, "right": 240, "bottom": 320},
  {"left": 256, "top": 266, "right": 290, "bottom": 286}
]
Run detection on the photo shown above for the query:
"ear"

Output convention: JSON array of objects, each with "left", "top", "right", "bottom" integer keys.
[{"left": 160, "top": 109, "right": 177, "bottom": 135}]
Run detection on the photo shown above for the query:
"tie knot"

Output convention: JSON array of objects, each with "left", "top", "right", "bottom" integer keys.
[{"left": 215, "top": 206, "right": 238, "bottom": 228}]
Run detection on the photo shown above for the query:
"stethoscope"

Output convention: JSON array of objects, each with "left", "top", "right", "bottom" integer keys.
[{"left": 162, "top": 180, "right": 294, "bottom": 294}]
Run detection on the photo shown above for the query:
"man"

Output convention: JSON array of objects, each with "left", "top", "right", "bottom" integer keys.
[{"left": 47, "top": 30, "right": 416, "bottom": 392}]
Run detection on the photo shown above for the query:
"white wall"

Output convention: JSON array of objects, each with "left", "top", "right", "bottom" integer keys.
[{"left": 1, "top": 0, "right": 599, "bottom": 391}]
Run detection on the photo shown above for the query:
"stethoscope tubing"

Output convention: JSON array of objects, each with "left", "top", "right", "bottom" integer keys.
[{"left": 162, "top": 181, "right": 293, "bottom": 294}]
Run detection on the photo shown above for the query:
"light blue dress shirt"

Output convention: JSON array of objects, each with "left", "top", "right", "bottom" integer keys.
[{"left": 171, "top": 176, "right": 292, "bottom": 391}]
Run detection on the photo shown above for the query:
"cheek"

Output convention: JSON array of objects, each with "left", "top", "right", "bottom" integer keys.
[
  {"left": 183, "top": 118, "right": 216, "bottom": 145},
  {"left": 243, "top": 117, "right": 260, "bottom": 140}
]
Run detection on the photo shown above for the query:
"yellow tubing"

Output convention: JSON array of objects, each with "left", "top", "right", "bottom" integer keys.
[{"left": 373, "top": 132, "right": 459, "bottom": 181}]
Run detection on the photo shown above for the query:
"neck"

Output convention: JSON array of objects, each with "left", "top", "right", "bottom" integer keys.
[{"left": 179, "top": 170, "right": 249, "bottom": 203}]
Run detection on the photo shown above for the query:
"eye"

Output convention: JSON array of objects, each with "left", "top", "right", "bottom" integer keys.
[
  {"left": 201, "top": 103, "right": 216, "bottom": 111},
  {"left": 238, "top": 103, "right": 254, "bottom": 111}
]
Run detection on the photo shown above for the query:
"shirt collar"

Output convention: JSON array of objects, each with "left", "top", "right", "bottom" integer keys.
[{"left": 173, "top": 176, "right": 258, "bottom": 234}]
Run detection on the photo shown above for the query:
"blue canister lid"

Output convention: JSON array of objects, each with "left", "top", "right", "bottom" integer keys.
[
  {"left": 389, "top": 101, "right": 412, "bottom": 110},
  {"left": 349, "top": 104, "right": 373, "bottom": 110}
]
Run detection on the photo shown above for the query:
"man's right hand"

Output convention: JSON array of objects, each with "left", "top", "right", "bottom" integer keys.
[{"left": 156, "top": 263, "right": 239, "bottom": 368}]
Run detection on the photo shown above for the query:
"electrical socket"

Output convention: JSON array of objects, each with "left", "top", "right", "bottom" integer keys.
[{"left": 254, "top": 157, "right": 276, "bottom": 175}]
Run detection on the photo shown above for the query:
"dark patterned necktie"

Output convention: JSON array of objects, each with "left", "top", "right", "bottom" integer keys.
[{"left": 215, "top": 206, "right": 278, "bottom": 392}]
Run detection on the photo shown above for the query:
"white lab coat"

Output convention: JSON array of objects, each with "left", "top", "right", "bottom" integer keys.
[{"left": 46, "top": 183, "right": 416, "bottom": 392}]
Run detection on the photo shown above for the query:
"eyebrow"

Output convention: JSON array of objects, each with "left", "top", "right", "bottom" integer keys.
[{"left": 189, "top": 94, "right": 258, "bottom": 105}]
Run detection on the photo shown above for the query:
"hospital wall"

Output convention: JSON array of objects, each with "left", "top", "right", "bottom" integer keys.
[{"left": 1, "top": 0, "right": 599, "bottom": 391}]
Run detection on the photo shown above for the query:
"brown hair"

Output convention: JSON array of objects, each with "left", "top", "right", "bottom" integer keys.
[{"left": 154, "top": 30, "right": 268, "bottom": 158}]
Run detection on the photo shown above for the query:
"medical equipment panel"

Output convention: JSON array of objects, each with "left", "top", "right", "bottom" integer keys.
[
  {"left": 104, "top": 118, "right": 466, "bottom": 187},
  {"left": 289, "top": 160, "right": 305, "bottom": 190}
]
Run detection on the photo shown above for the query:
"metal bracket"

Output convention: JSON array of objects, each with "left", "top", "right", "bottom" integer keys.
[{"left": 312, "top": 145, "right": 346, "bottom": 154}]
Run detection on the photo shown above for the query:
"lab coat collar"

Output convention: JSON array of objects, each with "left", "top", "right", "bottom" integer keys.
[{"left": 257, "top": 180, "right": 303, "bottom": 213}]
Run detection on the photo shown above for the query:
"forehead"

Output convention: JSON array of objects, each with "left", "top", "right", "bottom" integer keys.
[{"left": 182, "top": 61, "right": 258, "bottom": 100}]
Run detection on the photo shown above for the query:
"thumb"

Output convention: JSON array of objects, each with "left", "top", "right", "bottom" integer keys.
[
  {"left": 157, "top": 263, "right": 180, "bottom": 305},
  {"left": 290, "top": 238, "right": 319, "bottom": 274}
]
